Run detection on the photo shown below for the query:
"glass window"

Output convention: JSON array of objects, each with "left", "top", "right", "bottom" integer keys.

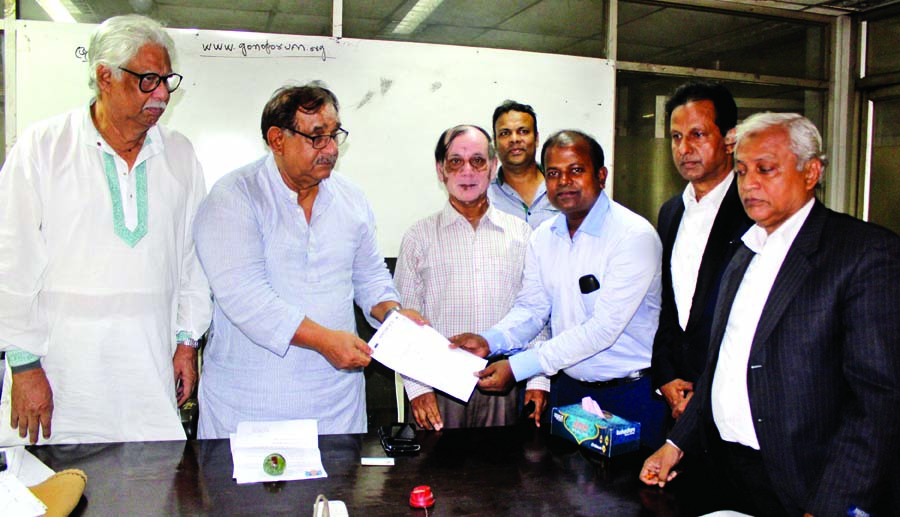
[
  {"left": 863, "top": 94, "right": 900, "bottom": 235},
  {"left": 866, "top": 16, "right": 900, "bottom": 77},
  {"left": 618, "top": 1, "right": 827, "bottom": 81}
]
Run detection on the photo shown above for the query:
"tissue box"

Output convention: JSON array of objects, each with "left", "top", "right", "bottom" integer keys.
[{"left": 550, "top": 404, "right": 640, "bottom": 457}]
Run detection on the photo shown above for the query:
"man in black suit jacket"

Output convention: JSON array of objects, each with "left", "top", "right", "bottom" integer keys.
[
  {"left": 652, "top": 82, "right": 753, "bottom": 420},
  {"left": 641, "top": 112, "right": 900, "bottom": 517}
]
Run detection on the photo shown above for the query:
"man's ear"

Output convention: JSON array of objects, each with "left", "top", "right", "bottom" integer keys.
[
  {"left": 489, "top": 157, "right": 499, "bottom": 182},
  {"left": 267, "top": 126, "right": 285, "bottom": 155},
  {"left": 724, "top": 128, "right": 737, "bottom": 155},
  {"left": 95, "top": 65, "right": 113, "bottom": 94},
  {"left": 435, "top": 161, "right": 446, "bottom": 184},
  {"left": 597, "top": 166, "right": 609, "bottom": 189},
  {"left": 804, "top": 157, "right": 823, "bottom": 191}
]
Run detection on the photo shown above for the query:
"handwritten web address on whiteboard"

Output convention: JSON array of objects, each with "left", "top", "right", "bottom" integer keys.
[{"left": 198, "top": 39, "right": 331, "bottom": 59}]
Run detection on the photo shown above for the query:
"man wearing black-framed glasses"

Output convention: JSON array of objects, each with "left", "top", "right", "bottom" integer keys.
[
  {"left": 0, "top": 15, "right": 211, "bottom": 446},
  {"left": 118, "top": 67, "right": 183, "bottom": 94},
  {"left": 193, "top": 83, "right": 425, "bottom": 438}
]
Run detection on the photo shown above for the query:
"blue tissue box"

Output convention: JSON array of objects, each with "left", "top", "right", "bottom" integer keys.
[{"left": 550, "top": 404, "right": 640, "bottom": 457}]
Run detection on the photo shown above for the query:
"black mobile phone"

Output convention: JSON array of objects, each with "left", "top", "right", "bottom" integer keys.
[
  {"left": 579, "top": 274, "right": 600, "bottom": 294},
  {"left": 378, "top": 423, "right": 420, "bottom": 454}
]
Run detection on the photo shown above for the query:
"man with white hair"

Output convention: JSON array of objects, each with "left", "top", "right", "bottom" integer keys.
[
  {"left": 640, "top": 113, "right": 900, "bottom": 517},
  {"left": 0, "top": 15, "right": 211, "bottom": 444}
]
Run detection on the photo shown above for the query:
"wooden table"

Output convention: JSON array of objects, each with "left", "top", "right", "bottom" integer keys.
[{"left": 29, "top": 425, "right": 707, "bottom": 516}]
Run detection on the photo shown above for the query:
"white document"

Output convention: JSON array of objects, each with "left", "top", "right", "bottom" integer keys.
[
  {"left": 0, "top": 447, "right": 54, "bottom": 517},
  {"left": 0, "top": 475, "right": 47, "bottom": 517},
  {"left": 0, "top": 447, "right": 54, "bottom": 486},
  {"left": 369, "top": 312, "right": 487, "bottom": 402},
  {"left": 230, "top": 419, "right": 327, "bottom": 484}
]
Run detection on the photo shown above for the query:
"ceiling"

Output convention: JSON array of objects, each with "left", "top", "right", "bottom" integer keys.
[
  {"left": 17, "top": 1, "right": 900, "bottom": 44},
  {"left": 14, "top": 0, "right": 895, "bottom": 64}
]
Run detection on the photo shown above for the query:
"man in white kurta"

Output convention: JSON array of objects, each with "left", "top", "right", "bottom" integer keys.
[
  {"left": 194, "top": 84, "right": 424, "bottom": 437},
  {"left": 0, "top": 15, "right": 211, "bottom": 445}
]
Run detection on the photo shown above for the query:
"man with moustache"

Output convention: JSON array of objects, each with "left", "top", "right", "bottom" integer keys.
[
  {"left": 452, "top": 130, "right": 667, "bottom": 448},
  {"left": 640, "top": 113, "right": 900, "bottom": 517},
  {"left": 194, "top": 84, "right": 424, "bottom": 437},
  {"left": 488, "top": 100, "right": 558, "bottom": 227},
  {"left": 0, "top": 15, "right": 211, "bottom": 444},
  {"left": 395, "top": 125, "right": 549, "bottom": 431},
  {"left": 652, "top": 82, "right": 752, "bottom": 421}
]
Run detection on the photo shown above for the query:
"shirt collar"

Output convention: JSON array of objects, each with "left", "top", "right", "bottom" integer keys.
[
  {"left": 550, "top": 190, "right": 609, "bottom": 238},
  {"left": 494, "top": 163, "right": 544, "bottom": 186},
  {"left": 266, "top": 153, "right": 298, "bottom": 203},
  {"left": 682, "top": 173, "right": 733, "bottom": 209},
  {"left": 265, "top": 152, "right": 334, "bottom": 209},
  {"left": 82, "top": 101, "right": 163, "bottom": 161},
  {"left": 742, "top": 197, "right": 815, "bottom": 254},
  {"left": 438, "top": 200, "right": 500, "bottom": 230}
]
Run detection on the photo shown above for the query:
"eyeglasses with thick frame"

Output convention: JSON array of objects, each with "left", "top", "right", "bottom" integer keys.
[
  {"left": 283, "top": 126, "right": 349, "bottom": 149},
  {"left": 119, "top": 67, "right": 184, "bottom": 93},
  {"left": 443, "top": 155, "right": 490, "bottom": 174}
]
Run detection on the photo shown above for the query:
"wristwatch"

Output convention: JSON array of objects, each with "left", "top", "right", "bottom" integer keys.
[
  {"left": 179, "top": 338, "right": 199, "bottom": 349},
  {"left": 383, "top": 305, "right": 402, "bottom": 321}
]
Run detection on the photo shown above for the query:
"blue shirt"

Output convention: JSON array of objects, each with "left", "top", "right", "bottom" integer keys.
[
  {"left": 193, "top": 154, "right": 398, "bottom": 436},
  {"left": 487, "top": 167, "right": 558, "bottom": 228},
  {"left": 482, "top": 191, "right": 662, "bottom": 382}
]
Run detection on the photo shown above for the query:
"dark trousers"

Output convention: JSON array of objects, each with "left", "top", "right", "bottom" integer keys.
[
  {"left": 551, "top": 372, "right": 668, "bottom": 449},
  {"left": 711, "top": 438, "right": 790, "bottom": 517}
]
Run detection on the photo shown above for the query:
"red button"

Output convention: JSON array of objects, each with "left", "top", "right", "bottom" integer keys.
[{"left": 409, "top": 485, "right": 435, "bottom": 508}]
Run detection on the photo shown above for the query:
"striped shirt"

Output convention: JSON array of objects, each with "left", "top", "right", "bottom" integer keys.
[{"left": 395, "top": 202, "right": 549, "bottom": 401}]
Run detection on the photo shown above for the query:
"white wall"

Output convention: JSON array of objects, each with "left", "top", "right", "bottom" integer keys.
[{"left": 15, "top": 21, "right": 615, "bottom": 255}]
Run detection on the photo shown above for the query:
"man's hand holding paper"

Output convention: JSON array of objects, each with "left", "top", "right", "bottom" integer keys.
[{"left": 448, "top": 333, "right": 491, "bottom": 358}]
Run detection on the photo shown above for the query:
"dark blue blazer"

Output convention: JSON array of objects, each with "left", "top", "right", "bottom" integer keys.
[
  {"left": 670, "top": 201, "right": 900, "bottom": 516},
  {"left": 651, "top": 177, "right": 751, "bottom": 389}
]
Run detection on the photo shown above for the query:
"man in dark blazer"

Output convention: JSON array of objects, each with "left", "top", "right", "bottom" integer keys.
[
  {"left": 640, "top": 112, "right": 900, "bottom": 517},
  {"left": 652, "top": 82, "right": 752, "bottom": 420}
]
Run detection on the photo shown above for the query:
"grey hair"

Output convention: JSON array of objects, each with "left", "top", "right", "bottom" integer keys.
[
  {"left": 434, "top": 125, "right": 498, "bottom": 162},
  {"left": 735, "top": 112, "right": 829, "bottom": 170},
  {"left": 88, "top": 15, "right": 176, "bottom": 95}
]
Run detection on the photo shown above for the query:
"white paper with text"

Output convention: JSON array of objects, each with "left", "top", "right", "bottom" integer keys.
[{"left": 369, "top": 313, "right": 487, "bottom": 402}]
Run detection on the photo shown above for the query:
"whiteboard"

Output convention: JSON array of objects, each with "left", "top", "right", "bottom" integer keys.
[{"left": 14, "top": 20, "right": 615, "bottom": 255}]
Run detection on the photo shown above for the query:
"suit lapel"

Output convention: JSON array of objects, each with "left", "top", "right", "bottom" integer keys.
[
  {"left": 749, "top": 202, "right": 827, "bottom": 361},
  {"left": 662, "top": 201, "right": 685, "bottom": 255},
  {"left": 706, "top": 241, "right": 755, "bottom": 370}
]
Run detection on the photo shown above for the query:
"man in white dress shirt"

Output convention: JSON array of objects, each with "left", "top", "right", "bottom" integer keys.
[
  {"left": 0, "top": 15, "right": 212, "bottom": 444},
  {"left": 452, "top": 130, "right": 668, "bottom": 448},
  {"left": 652, "top": 82, "right": 751, "bottom": 421}
]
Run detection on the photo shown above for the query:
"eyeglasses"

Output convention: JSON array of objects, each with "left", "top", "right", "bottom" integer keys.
[
  {"left": 444, "top": 156, "right": 489, "bottom": 173},
  {"left": 119, "top": 67, "right": 183, "bottom": 93},
  {"left": 283, "top": 127, "right": 349, "bottom": 149}
]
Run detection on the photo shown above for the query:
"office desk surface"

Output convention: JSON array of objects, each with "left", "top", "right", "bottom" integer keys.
[{"left": 28, "top": 425, "right": 697, "bottom": 516}]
